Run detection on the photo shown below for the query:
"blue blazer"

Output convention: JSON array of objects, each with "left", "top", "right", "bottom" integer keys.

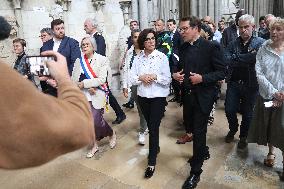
[{"left": 40, "top": 36, "right": 81, "bottom": 75}]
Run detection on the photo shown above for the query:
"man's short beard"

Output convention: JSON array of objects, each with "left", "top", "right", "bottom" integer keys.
[{"left": 55, "top": 33, "right": 65, "bottom": 39}]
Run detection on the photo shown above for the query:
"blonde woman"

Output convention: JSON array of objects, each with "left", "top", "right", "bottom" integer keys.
[{"left": 248, "top": 18, "right": 284, "bottom": 181}]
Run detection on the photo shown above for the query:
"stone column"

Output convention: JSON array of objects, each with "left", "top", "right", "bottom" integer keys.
[
  {"left": 138, "top": 0, "right": 148, "bottom": 29},
  {"left": 119, "top": 0, "right": 131, "bottom": 25},
  {"left": 214, "top": 0, "right": 219, "bottom": 23},
  {"left": 12, "top": 0, "right": 24, "bottom": 37},
  {"left": 190, "top": 0, "right": 197, "bottom": 16},
  {"left": 92, "top": 0, "right": 106, "bottom": 34},
  {"left": 207, "top": 0, "right": 215, "bottom": 21},
  {"left": 55, "top": 0, "right": 72, "bottom": 34},
  {"left": 131, "top": 0, "right": 138, "bottom": 20}
]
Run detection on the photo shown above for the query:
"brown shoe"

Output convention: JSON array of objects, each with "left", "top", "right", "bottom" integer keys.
[{"left": 176, "top": 134, "right": 193, "bottom": 144}]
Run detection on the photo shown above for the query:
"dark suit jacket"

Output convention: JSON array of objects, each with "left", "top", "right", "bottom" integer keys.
[
  {"left": 93, "top": 32, "right": 106, "bottom": 56},
  {"left": 170, "top": 30, "right": 183, "bottom": 68},
  {"left": 40, "top": 36, "right": 80, "bottom": 96},
  {"left": 221, "top": 24, "right": 238, "bottom": 48},
  {"left": 40, "top": 36, "right": 80, "bottom": 75},
  {"left": 175, "top": 38, "right": 226, "bottom": 114}
]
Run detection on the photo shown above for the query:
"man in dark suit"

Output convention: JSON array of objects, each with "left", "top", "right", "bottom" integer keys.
[
  {"left": 173, "top": 16, "right": 226, "bottom": 189},
  {"left": 167, "top": 19, "right": 183, "bottom": 103},
  {"left": 40, "top": 19, "right": 81, "bottom": 96},
  {"left": 84, "top": 18, "right": 126, "bottom": 124}
]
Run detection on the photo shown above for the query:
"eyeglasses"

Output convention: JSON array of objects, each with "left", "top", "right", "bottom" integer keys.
[
  {"left": 39, "top": 34, "right": 47, "bottom": 38},
  {"left": 145, "top": 37, "right": 155, "bottom": 42},
  {"left": 178, "top": 27, "right": 190, "bottom": 33},
  {"left": 81, "top": 43, "right": 91, "bottom": 48}
]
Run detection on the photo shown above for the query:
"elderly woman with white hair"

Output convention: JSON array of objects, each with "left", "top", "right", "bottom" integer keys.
[
  {"left": 73, "top": 36, "right": 116, "bottom": 158},
  {"left": 248, "top": 18, "right": 284, "bottom": 181}
]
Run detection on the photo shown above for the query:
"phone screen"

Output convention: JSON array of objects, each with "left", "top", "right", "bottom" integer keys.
[{"left": 26, "top": 56, "right": 54, "bottom": 76}]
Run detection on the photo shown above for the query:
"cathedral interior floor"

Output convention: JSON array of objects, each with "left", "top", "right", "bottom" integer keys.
[{"left": 0, "top": 93, "right": 283, "bottom": 189}]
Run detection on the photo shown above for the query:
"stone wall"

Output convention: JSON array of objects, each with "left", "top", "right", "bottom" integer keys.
[{"left": 0, "top": 0, "right": 126, "bottom": 90}]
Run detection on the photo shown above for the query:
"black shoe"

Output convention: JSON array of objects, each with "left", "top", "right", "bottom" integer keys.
[
  {"left": 182, "top": 174, "right": 200, "bottom": 189},
  {"left": 281, "top": 171, "right": 284, "bottom": 181},
  {"left": 225, "top": 131, "right": 235, "bottom": 143},
  {"left": 122, "top": 102, "right": 134, "bottom": 109},
  {"left": 237, "top": 137, "right": 248, "bottom": 150},
  {"left": 112, "top": 114, "right": 126, "bottom": 124},
  {"left": 144, "top": 166, "right": 155, "bottom": 178}
]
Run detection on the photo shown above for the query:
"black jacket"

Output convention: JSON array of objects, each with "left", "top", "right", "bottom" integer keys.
[
  {"left": 224, "top": 36, "right": 265, "bottom": 88},
  {"left": 174, "top": 38, "right": 226, "bottom": 114},
  {"left": 221, "top": 24, "right": 238, "bottom": 48}
]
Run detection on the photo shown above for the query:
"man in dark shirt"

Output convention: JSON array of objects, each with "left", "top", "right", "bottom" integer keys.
[
  {"left": 221, "top": 9, "right": 246, "bottom": 48},
  {"left": 224, "top": 14, "right": 265, "bottom": 148},
  {"left": 173, "top": 16, "right": 226, "bottom": 189}
]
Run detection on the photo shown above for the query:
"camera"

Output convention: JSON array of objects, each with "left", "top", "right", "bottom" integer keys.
[{"left": 25, "top": 55, "right": 54, "bottom": 76}]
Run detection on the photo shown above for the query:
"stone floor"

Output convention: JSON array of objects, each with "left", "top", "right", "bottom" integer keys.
[{"left": 0, "top": 94, "right": 284, "bottom": 189}]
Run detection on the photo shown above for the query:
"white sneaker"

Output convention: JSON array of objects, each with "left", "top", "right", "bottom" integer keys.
[{"left": 138, "top": 132, "right": 145, "bottom": 145}]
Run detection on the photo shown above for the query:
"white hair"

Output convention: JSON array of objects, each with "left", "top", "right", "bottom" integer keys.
[
  {"left": 238, "top": 14, "right": 255, "bottom": 25},
  {"left": 81, "top": 36, "right": 97, "bottom": 51},
  {"left": 265, "top": 14, "right": 275, "bottom": 20},
  {"left": 85, "top": 18, "right": 99, "bottom": 28}
]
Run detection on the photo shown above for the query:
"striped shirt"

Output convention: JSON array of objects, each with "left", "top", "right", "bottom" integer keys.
[{"left": 255, "top": 40, "right": 284, "bottom": 99}]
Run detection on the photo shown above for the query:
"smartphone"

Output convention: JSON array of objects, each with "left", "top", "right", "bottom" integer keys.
[{"left": 26, "top": 55, "right": 55, "bottom": 76}]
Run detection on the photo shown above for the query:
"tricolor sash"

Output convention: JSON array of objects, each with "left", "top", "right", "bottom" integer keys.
[{"left": 80, "top": 53, "right": 109, "bottom": 111}]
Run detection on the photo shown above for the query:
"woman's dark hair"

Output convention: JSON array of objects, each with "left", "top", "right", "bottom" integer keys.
[
  {"left": 0, "top": 16, "right": 12, "bottom": 41},
  {"left": 51, "top": 19, "right": 64, "bottom": 29},
  {"left": 137, "top": 28, "right": 157, "bottom": 50},
  {"left": 12, "top": 38, "right": 26, "bottom": 48}
]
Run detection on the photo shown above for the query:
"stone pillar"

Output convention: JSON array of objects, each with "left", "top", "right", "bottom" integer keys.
[
  {"left": 138, "top": 0, "right": 148, "bottom": 29},
  {"left": 214, "top": 0, "right": 220, "bottom": 23},
  {"left": 274, "top": 0, "right": 284, "bottom": 17},
  {"left": 55, "top": 0, "right": 72, "bottom": 34},
  {"left": 207, "top": 0, "right": 215, "bottom": 21},
  {"left": 190, "top": 0, "right": 197, "bottom": 16},
  {"left": 12, "top": 0, "right": 24, "bottom": 38},
  {"left": 92, "top": 0, "right": 106, "bottom": 34},
  {"left": 131, "top": 0, "right": 138, "bottom": 21},
  {"left": 119, "top": 0, "right": 131, "bottom": 25}
]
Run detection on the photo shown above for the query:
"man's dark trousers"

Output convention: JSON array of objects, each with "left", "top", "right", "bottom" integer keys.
[
  {"left": 183, "top": 91, "right": 210, "bottom": 175},
  {"left": 225, "top": 81, "right": 258, "bottom": 138}
]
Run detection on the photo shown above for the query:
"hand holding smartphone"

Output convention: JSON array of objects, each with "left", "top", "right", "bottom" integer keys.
[{"left": 26, "top": 55, "right": 55, "bottom": 76}]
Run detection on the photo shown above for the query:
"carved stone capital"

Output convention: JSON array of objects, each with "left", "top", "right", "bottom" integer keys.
[
  {"left": 49, "top": 4, "right": 64, "bottom": 20},
  {"left": 119, "top": 0, "right": 131, "bottom": 12},
  {"left": 92, "top": 0, "right": 106, "bottom": 11},
  {"left": 55, "top": 0, "right": 71, "bottom": 11},
  {"left": 8, "top": 0, "right": 23, "bottom": 9}
]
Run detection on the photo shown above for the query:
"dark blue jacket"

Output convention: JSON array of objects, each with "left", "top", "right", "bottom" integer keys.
[
  {"left": 40, "top": 36, "right": 80, "bottom": 75},
  {"left": 40, "top": 36, "right": 80, "bottom": 96},
  {"left": 93, "top": 32, "right": 106, "bottom": 56},
  {"left": 224, "top": 36, "right": 265, "bottom": 88}
]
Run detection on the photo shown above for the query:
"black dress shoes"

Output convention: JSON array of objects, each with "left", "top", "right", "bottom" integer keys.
[
  {"left": 122, "top": 102, "right": 134, "bottom": 109},
  {"left": 144, "top": 166, "right": 155, "bottom": 178},
  {"left": 182, "top": 174, "right": 200, "bottom": 189},
  {"left": 112, "top": 114, "right": 126, "bottom": 124}
]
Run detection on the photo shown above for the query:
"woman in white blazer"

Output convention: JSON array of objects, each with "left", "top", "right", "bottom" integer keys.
[{"left": 73, "top": 36, "right": 116, "bottom": 158}]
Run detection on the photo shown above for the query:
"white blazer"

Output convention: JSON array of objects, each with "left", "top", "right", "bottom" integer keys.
[{"left": 72, "top": 52, "right": 112, "bottom": 109}]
